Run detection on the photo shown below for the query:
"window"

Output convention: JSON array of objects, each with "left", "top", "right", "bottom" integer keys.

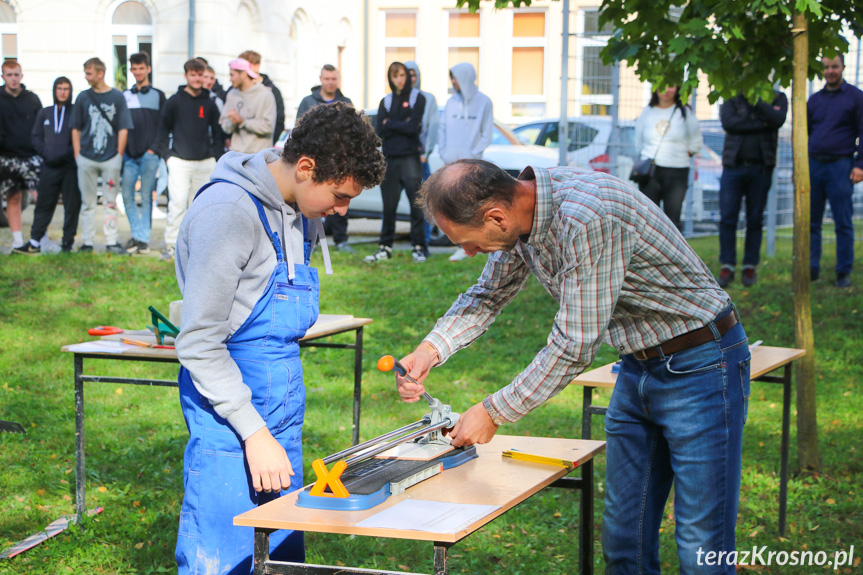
[
  {"left": 0, "top": 1, "right": 16, "bottom": 62},
  {"left": 576, "top": 9, "right": 614, "bottom": 116},
  {"left": 110, "top": 1, "right": 154, "bottom": 90},
  {"left": 382, "top": 11, "right": 416, "bottom": 94},
  {"left": 445, "top": 11, "right": 480, "bottom": 90},
  {"left": 510, "top": 10, "right": 547, "bottom": 118}
]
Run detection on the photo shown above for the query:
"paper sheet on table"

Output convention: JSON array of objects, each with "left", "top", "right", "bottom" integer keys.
[
  {"left": 356, "top": 500, "right": 499, "bottom": 533},
  {"left": 374, "top": 442, "right": 454, "bottom": 461},
  {"left": 66, "top": 340, "right": 135, "bottom": 353}
]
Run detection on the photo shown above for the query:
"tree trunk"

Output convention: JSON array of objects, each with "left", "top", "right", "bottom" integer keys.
[{"left": 791, "top": 11, "right": 822, "bottom": 474}]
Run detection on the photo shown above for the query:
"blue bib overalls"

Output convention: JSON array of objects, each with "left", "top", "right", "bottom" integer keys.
[{"left": 176, "top": 182, "right": 319, "bottom": 574}]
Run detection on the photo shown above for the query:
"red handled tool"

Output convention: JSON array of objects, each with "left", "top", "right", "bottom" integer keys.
[{"left": 88, "top": 326, "right": 123, "bottom": 336}]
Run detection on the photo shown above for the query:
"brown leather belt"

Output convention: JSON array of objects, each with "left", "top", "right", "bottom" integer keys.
[{"left": 632, "top": 312, "right": 739, "bottom": 361}]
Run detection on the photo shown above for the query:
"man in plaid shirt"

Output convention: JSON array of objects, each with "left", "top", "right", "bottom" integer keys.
[{"left": 397, "top": 159, "right": 750, "bottom": 575}]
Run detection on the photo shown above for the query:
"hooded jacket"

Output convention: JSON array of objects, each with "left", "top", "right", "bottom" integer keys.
[
  {"left": 0, "top": 83, "right": 43, "bottom": 157},
  {"left": 156, "top": 85, "right": 223, "bottom": 161},
  {"left": 438, "top": 63, "right": 493, "bottom": 164},
  {"left": 123, "top": 83, "right": 166, "bottom": 159},
  {"left": 259, "top": 74, "right": 285, "bottom": 145},
  {"left": 219, "top": 81, "right": 277, "bottom": 154},
  {"left": 376, "top": 68, "right": 425, "bottom": 158},
  {"left": 404, "top": 61, "right": 439, "bottom": 156},
  {"left": 175, "top": 149, "right": 331, "bottom": 440},
  {"left": 295, "top": 85, "right": 353, "bottom": 121},
  {"left": 31, "top": 78, "right": 75, "bottom": 169}
]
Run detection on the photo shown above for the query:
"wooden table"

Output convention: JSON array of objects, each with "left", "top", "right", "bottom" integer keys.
[
  {"left": 61, "top": 314, "right": 373, "bottom": 524},
  {"left": 235, "top": 434, "right": 605, "bottom": 575},
  {"left": 570, "top": 345, "right": 806, "bottom": 536}
]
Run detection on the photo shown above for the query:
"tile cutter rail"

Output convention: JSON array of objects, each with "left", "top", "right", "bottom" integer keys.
[{"left": 297, "top": 356, "right": 477, "bottom": 511}]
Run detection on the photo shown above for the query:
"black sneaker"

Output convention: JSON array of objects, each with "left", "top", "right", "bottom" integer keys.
[
  {"left": 61, "top": 242, "right": 74, "bottom": 253},
  {"left": 741, "top": 266, "right": 757, "bottom": 287},
  {"left": 717, "top": 266, "right": 734, "bottom": 288},
  {"left": 835, "top": 273, "right": 851, "bottom": 288},
  {"left": 11, "top": 242, "right": 40, "bottom": 255},
  {"left": 135, "top": 240, "right": 151, "bottom": 254},
  {"left": 105, "top": 243, "right": 127, "bottom": 255},
  {"left": 78, "top": 244, "right": 94, "bottom": 253},
  {"left": 411, "top": 245, "right": 427, "bottom": 263},
  {"left": 123, "top": 238, "right": 138, "bottom": 253},
  {"left": 363, "top": 245, "right": 392, "bottom": 263},
  {"left": 810, "top": 268, "right": 820, "bottom": 282},
  {"left": 127, "top": 239, "right": 150, "bottom": 255}
]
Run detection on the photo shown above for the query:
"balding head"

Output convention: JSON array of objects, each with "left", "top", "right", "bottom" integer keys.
[{"left": 420, "top": 160, "right": 520, "bottom": 227}]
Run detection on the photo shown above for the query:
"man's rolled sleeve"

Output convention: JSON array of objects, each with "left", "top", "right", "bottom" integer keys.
[{"left": 492, "top": 218, "right": 629, "bottom": 422}]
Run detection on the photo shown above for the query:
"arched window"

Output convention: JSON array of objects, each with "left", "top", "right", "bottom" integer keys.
[
  {"left": 110, "top": 0, "right": 154, "bottom": 90},
  {"left": 0, "top": 1, "right": 17, "bottom": 62}
]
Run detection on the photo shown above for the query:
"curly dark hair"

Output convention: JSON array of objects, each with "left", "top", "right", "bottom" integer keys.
[{"left": 282, "top": 102, "right": 386, "bottom": 189}]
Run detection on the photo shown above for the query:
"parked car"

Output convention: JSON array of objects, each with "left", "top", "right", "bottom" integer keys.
[
  {"left": 343, "top": 110, "right": 559, "bottom": 221},
  {"left": 511, "top": 116, "right": 637, "bottom": 180}
]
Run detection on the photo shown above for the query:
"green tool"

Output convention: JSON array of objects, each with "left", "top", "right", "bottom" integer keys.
[{"left": 149, "top": 305, "right": 180, "bottom": 345}]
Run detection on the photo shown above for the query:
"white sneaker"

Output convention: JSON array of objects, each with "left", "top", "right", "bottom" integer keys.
[
  {"left": 449, "top": 247, "right": 468, "bottom": 262},
  {"left": 152, "top": 206, "right": 167, "bottom": 220},
  {"left": 411, "top": 245, "right": 427, "bottom": 263},
  {"left": 363, "top": 245, "right": 392, "bottom": 263}
]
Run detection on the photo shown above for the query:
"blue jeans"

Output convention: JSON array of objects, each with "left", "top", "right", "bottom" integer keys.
[
  {"left": 810, "top": 156, "right": 855, "bottom": 275},
  {"left": 121, "top": 152, "right": 160, "bottom": 242},
  {"left": 602, "top": 307, "right": 749, "bottom": 575},
  {"left": 718, "top": 165, "right": 773, "bottom": 267}
]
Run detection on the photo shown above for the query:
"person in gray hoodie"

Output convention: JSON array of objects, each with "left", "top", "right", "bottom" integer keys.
[
  {"left": 439, "top": 62, "right": 493, "bottom": 260},
  {"left": 173, "top": 102, "right": 385, "bottom": 574},
  {"left": 219, "top": 57, "right": 277, "bottom": 153}
]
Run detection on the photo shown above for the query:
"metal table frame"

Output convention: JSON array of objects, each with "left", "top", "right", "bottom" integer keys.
[
  {"left": 579, "top": 361, "right": 794, "bottom": 536},
  {"left": 247, "top": 461, "right": 596, "bottom": 575},
  {"left": 70, "top": 324, "right": 367, "bottom": 524}
]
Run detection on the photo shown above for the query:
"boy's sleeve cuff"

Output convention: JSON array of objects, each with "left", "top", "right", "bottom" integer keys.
[{"left": 226, "top": 402, "right": 266, "bottom": 441}]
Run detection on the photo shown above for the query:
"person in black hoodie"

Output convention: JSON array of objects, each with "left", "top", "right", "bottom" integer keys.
[
  {"left": 0, "top": 60, "right": 43, "bottom": 250},
  {"left": 13, "top": 77, "right": 80, "bottom": 254},
  {"left": 364, "top": 61, "right": 427, "bottom": 264},
  {"left": 155, "top": 58, "right": 223, "bottom": 262}
]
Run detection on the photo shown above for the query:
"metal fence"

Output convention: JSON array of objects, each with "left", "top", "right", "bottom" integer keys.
[{"left": 547, "top": 2, "right": 863, "bottom": 249}]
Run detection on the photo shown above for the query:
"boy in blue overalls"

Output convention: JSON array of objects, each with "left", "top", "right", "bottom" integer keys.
[{"left": 173, "top": 102, "right": 386, "bottom": 574}]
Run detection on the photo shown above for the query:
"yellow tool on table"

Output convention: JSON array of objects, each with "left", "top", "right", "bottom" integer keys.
[{"left": 502, "top": 449, "right": 577, "bottom": 470}]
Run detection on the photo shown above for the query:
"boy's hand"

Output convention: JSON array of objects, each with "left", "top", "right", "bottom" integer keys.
[{"left": 245, "top": 427, "right": 293, "bottom": 492}]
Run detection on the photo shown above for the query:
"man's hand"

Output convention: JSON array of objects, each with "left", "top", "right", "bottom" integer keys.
[
  {"left": 850, "top": 167, "right": 863, "bottom": 184},
  {"left": 446, "top": 401, "right": 499, "bottom": 448},
  {"left": 244, "top": 427, "right": 293, "bottom": 493},
  {"left": 396, "top": 342, "right": 439, "bottom": 403},
  {"left": 228, "top": 110, "right": 243, "bottom": 126}
]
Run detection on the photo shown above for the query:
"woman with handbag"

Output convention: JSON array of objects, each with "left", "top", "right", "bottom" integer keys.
[{"left": 633, "top": 85, "right": 703, "bottom": 229}]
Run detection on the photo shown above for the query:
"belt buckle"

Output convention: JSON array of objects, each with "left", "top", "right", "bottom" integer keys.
[{"left": 633, "top": 348, "right": 649, "bottom": 361}]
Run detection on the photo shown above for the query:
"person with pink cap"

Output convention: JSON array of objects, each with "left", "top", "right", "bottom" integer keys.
[{"left": 219, "top": 57, "right": 276, "bottom": 153}]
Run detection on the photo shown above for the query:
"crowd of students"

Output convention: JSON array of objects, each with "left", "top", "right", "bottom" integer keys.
[{"left": 1, "top": 50, "right": 283, "bottom": 259}]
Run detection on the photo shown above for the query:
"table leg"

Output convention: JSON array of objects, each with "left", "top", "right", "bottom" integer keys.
[
  {"left": 353, "top": 327, "right": 364, "bottom": 446},
  {"left": 779, "top": 363, "right": 791, "bottom": 537},
  {"left": 582, "top": 386, "right": 592, "bottom": 440},
  {"left": 254, "top": 528, "right": 272, "bottom": 575},
  {"left": 433, "top": 542, "right": 451, "bottom": 575},
  {"left": 580, "top": 458, "right": 595, "bottom": 575},
  {"left": 74, "top": 354, "right": 86, "bottom": 524}
]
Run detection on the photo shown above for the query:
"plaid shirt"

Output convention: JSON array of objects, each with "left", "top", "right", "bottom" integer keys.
[{"left": 425, "top": 166, "right": 730, "bottom": 423}]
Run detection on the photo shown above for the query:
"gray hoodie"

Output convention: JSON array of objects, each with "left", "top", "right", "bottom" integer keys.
[
  {"left": 404, "top": 61, "right": 439, "bottom": 157},
  {"left": 438, "top": 63, "right": 493, "bottom": 164},
  {"left": 219, "top": 81, "right": 277, "bottom": 153},
  {"left": 174, "top": 149, "right": 330, "bottom": 440}
]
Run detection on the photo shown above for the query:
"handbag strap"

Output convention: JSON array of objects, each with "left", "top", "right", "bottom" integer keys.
[{"left": 650, "top": 106, "right": 677, "bottom": 162}]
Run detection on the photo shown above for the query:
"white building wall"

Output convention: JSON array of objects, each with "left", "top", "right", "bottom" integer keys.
[{"left": 5, "top": 0, "right": 358, "bottom": 121}]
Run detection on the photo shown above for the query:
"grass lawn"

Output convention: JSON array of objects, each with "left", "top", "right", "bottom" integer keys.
[{"left": 1, "top": 229, "right": 861, "bottom": 574}]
